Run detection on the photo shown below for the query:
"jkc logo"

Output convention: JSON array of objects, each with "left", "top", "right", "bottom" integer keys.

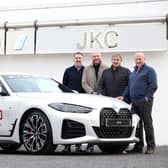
[
  {"left": 13, "top": 34, "right": 27, "bottom": 50},
  {"left": 77, "top": 30, "right": 119, "bottom": 50}
]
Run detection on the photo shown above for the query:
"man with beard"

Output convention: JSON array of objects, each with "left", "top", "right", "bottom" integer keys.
[
  {"left": 62, "top": 52, "right": 85, "bottom": 152},
  {"left": 82, "top": 51, "right": 108, "bottom": 95},
  {"left": 63, "top": 52, "right": 85, "bottom": 94},
  {"left": 82, "top": 51, "right": 108, "bottom": 152}
]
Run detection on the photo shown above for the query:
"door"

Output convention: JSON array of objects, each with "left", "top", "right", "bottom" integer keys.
[{"left": 0, "top": 81, "right": 14, "bottom": 136}]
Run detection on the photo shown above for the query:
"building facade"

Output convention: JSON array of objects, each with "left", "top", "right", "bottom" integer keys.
[{"left": 0, "top": 0, "right": 168, "bottom": 145}]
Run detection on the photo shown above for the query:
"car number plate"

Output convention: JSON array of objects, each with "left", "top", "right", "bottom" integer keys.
[{"left": 105, "top": 119, "right": 131, "bottom": 127}]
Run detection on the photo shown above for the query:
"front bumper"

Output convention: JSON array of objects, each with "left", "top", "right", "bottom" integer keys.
[{"left": 51, "top": 108, "right": 140, "bottom": 145}]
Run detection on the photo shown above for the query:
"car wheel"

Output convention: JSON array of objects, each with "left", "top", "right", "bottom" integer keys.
[
  {"left": 20, "top": 111, "right": 56, "bottom": 154},
  {"left": 98, "top": 144, "right": 128, "bottom": 153},
  {"left": 0, "top": 143, "right": 21, "bottom": 153}
]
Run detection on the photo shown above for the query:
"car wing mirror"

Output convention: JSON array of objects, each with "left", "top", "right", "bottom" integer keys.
[
  {"left": 0, "top": 85, "right": 3, "bottom": 93},
  {"left": 0, "top": 85, "right": 8, "bottom": 96}
]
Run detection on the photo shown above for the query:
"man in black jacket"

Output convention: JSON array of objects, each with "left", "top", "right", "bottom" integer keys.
[
  {"left": 62, "top": 52, "right": 85, "bottom": 152},
  {"left": 97, "top": 54, "right": 130, "bottom": 98},
  {"left": 63, "top": 52, "right": 85, "bottom": 93}
]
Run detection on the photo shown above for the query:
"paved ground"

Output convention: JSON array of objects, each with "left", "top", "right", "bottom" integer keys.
[{"left": 0, "top": 145, "right": 167, "bottom": 168}]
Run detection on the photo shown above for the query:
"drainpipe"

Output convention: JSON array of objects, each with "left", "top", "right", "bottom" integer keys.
[
  {"left": 166, "top": 14, "right": 168, "bottom": 40},
  {"left": 34, "top": 20, "right": 38, "bottom": 55},
  {"left": 4, "top": 21, "right": 8, "bottom": 55}
]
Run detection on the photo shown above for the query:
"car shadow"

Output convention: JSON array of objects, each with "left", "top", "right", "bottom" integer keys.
[{"left": 0, "top": 149, "right": 128, "bottom": 156}]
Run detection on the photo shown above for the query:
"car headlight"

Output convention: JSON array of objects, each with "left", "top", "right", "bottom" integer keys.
[{"left": 48, "top": 103, "right": 93, "bottom": 113}]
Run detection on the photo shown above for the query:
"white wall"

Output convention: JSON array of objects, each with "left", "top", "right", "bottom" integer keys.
[
  {"left": 0, "top": 51, "right": 167, "bottom": 145},
  {"left": 1, "top": 1, "right": 168, "bottom": 23},
  {"left": 0, "top": 0, "right": 168, "bottom": 145}
]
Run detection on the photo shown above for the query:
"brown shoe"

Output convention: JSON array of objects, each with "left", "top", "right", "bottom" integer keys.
[{"left": 145, "top": 148, "right": 154, "bottom": 155}]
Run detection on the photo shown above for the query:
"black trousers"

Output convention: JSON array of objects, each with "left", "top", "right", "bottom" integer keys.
[{"left": 132, "top": 98, "right": 155, "bottom": 149}]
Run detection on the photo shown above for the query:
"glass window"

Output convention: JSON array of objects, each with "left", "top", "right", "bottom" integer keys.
[{"left": 4, "top": 76, "right": 64, "bottom": 93}]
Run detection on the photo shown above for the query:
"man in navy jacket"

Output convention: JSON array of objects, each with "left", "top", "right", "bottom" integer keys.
[
  {"left": 62, "top": 52, "right": 85, "bottom": 152},
  {"left": 119, "top": 52, "right": 158, "bottom": 154},
  {"left": 63, "top": 52, "right": 85, "bottom": 93}
]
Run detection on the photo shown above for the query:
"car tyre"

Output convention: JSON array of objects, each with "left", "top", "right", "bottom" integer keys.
[{"left": 20, "top": 110, "right": 56, "bottom": 154}]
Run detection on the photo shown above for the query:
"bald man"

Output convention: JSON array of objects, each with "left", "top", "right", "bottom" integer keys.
[
  {"left": 82, "top": 51, "right": 108, "bottom": 94},
  {"left": 82, "top": 51, "right": 108, "bottom": 152},
  {"left": 120, "top": 52, "right": 158, "bottom": 154}
]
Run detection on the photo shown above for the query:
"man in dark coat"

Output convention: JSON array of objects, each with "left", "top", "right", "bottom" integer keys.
[
  {"left": 62, "top": 52, "right": 85, "bottom": 152},
  {"left": 97, "top": 54, "right": 130, "bottom": 99},
  {"left": 63, "top": 52, "right": 85, "bottom": 93}
]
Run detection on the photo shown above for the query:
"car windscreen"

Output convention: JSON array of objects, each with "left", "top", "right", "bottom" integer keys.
[{"left": 3, "top": 76, "right": 72, "bottom": 93}]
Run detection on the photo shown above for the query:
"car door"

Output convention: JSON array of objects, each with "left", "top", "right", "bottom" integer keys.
[{"left": 0, "top": 80, "right": 15, "bottom": 136}]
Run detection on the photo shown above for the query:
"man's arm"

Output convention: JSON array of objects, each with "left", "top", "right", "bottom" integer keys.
[
  {"left": 146, "top": 67, "right": 158, "bottom": 99},
  {"left": 63, "top": 69, "right": 69, "bottom": 86},
  {"left": 82, "top": 68, "right": 94, "bottom": 94},
  {"left": 97, "top": 71, "right": 105, "bottom": 95},
  {"left": 117, "top": 69, "right": 131, "bottom": 103}
]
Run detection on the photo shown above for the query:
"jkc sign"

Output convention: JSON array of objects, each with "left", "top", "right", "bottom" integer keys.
[
  {"left": 37, "top": 26, "right": 120, "bottom": 53},
  {"left": 77, "top": 30, "right": 119, "bottom": 50},
  {"left": 36, "top": 22, "right": 167, "bottom": 54},
  {"left": 0, "top": 22, "right": 167, "bottom": 55}
]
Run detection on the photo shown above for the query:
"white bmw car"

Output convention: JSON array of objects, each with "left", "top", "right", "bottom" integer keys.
[{"left": 0, "top": 74, "right": 140, "bottom": 154}]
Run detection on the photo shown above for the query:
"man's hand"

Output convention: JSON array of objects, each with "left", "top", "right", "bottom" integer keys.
[{"left": 117, "top": 96, "right": 124, "bottom": 101}]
